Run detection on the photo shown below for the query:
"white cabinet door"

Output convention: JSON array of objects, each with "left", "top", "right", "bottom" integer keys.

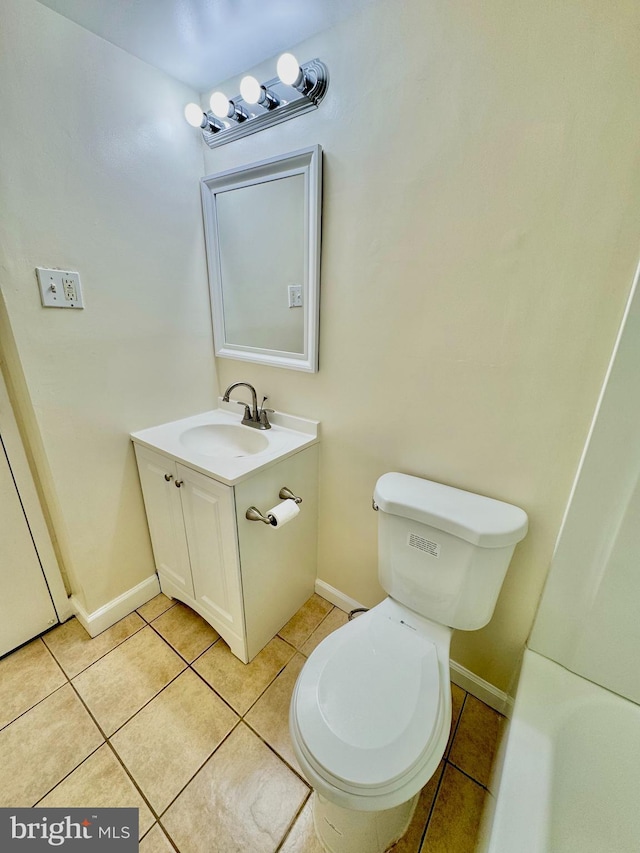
[
  {"left": 0, "top": 437, "right": 58, "bottom": 656},
  {"left": 134, "top": 445, "right": 194, "bottom": 598},
  {"left": 177, "top": 463, "right": 245, "bottom": 652}
]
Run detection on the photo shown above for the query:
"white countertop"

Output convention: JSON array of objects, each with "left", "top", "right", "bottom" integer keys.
[{"left": 130, "top": 403, "right": 320, "bottom": 486}]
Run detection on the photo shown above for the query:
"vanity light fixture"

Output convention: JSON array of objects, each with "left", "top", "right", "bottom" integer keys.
[{"left": 185, "top": 54, "right": 329, "bottom": 149}]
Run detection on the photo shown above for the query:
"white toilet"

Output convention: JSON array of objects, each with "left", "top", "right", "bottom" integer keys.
[{"left": 289, "top": 472, "right": 528, "bottom": 853}]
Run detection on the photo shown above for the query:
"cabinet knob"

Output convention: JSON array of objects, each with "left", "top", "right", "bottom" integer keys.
[
  {"left": 175, "top": 480, "right": 184, "bottom": 488},
  {"left": 164, "top": 473, "right": 174, "bottom": 482}
]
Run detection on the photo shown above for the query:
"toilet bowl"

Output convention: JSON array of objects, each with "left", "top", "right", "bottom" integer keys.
[
  {"left": 290, "top": 598, "right": 453, "bottom": 852},
  {"left": 290, "top": 597, "right": 452, "bottom": 813},
  {"left": 289, "top": 472, "right": 528, "bottom": 853}
]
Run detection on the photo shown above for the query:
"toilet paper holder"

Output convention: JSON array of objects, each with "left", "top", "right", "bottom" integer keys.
[{"left": 245, "top": 486, "right": 302, "bottom": 524}]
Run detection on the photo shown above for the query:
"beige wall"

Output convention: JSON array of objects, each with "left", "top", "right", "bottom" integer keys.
[
  {"left": 0, "top": 0, "right": 218, "bottom": 613},
  {"left": 204, "top": 0, "right": 640, "bottom": 690}
]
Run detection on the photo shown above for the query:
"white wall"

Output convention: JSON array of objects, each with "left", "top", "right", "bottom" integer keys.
[
  {"left": 202, "top": 0, "right": 640, "bottom": 690},
  {"left": 0, "top": 0, "right": 218, "bottom": 614}
]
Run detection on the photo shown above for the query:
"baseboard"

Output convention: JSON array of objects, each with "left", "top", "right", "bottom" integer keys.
[
  {"left": 71, "top": 574, "right": 160, "bottom": 638},
  {"left": 314, "top": 579, "right": 513, "bottom": 716},
  {"left": 314, "top": 579, "right": 366, "bottom": 614},
  {"left": 449, "top": 661, "right": 513, "bottom": 717}
]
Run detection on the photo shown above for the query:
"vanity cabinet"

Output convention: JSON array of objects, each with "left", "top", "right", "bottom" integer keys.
[{"left": 133, "top": 442, "right": 318, "bottom": 663}]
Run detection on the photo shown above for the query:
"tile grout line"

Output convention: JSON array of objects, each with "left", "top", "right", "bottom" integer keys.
[
  {"left": 239, "top": 653, "right": 298, "bottom": 715},
  {"left": 448, "top": 690, "right": 468, "bottom": 755},
  {"left": 2, "top": 635, "right": 69, "bottom": 712},
  {"left": 295, "top": 604, "right": 336, "bottom": 649},
  {"left": 45, "top": 597, "right": 179, "bottom": 673},
  {"left": 153, "top": 719, "right": 243, "bottom": 820},
  {"left": 187, "top": 661, "right": 246, "bottom": 718},
  {"left": 447, "top": 690, "right": 501, "bottom": 789},
  {"left": 145, "top": 619, "right": 220, "bottom": 667},
  {"left": 445, "top": 759, "right": 492, "bottom": 792},
  {"left": 276, "top": 600, "right": 335, "bottom": 653},
  {"left": 42, "top": 615, "right": 148, "bottom": 679},
  {"left": 416, "top": 690, "right": 470, "bottom": 850},
  {"left": 75, "top": 663, "right": 188, "bottom": 740},
  {"left": 192, "top": 642, "right": 299, "bottom": 720},
  {"left": 153, "top": 820, "right": 181, "bottom": 853},
  {"left": 102, "top": 739, "right": 161, "bottom": 828},
  {"left": 31, "top": 739, "right": 107, "bottom": 809},
  {"left": 242, "top": 717, "right": 312, "bottom": 788},
  {"left": 143, "top": 821, "right": 180, "bottom": 853},
  {"left": 60, "top": 678, "right": 162, "bottom": 827},
  {"left": 136, "top": 598, "right": 178, "bottom": 624},
  {"left": 0, "top": 678, "right": 69, "bottom": 735},
  {"left": 273, "top": 790, "right": 313, "bottom": 853},
  {"left": 417, "top": 761, "right": 448, "bottom": 851}
]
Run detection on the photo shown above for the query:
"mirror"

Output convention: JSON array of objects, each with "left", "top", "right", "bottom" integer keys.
[{"left": 201, "top": 145, "right": 322, "bottom": 372}]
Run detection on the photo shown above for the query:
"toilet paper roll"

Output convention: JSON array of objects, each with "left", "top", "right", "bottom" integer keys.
[{"left": 267, "top": 499, "right": 300, "bottom": 528}]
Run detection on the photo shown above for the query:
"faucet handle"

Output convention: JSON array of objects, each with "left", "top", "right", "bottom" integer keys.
[
  {"left": 236, "top": 401, "right": 252, "bottom": 421},
  {"left": 258, "top": 402, "right": 274, "bottom": 428},
  {"left": 258, "top": 397, "right": 273, "bottom": 423}
]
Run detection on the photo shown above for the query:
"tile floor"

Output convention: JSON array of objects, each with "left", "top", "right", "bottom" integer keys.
[{"left": 0, "top": 593, "right": 503, "bottom": 852}]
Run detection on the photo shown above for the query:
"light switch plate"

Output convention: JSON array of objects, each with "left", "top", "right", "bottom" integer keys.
[
  {"left": 288, "top": 284, "right": 303, "bottom": 308},
  {"left": 36, "top": 268, "right": 84, "bottom": 309}
]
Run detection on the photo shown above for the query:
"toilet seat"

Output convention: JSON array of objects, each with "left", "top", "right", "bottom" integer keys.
[{"left": 291, "top": 602, "right": 452, "bottom": 810}]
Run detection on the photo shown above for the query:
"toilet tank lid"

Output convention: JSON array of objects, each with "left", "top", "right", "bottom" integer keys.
[{"left": 374, "top": 473, "right": 528, "bottom": 549}]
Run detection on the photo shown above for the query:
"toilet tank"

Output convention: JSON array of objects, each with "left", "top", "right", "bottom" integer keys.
[{"left": 374, "top": 473, "right": 528, "bottom": 630}]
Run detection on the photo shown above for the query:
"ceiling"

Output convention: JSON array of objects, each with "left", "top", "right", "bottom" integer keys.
[{"left": 37, "top": 0, "right": 376, "bottom": 92}]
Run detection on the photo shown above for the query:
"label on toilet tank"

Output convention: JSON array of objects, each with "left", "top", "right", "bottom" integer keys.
[{"left": 408, "top": 532, "right": 440, "bottom": 557}]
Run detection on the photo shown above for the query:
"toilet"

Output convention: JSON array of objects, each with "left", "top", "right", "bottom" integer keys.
[{"left": 289, "top": 472, "right": 528, "bottom": 853}]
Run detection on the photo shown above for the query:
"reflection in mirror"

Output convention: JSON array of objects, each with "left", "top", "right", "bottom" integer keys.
[
  {"left": 216, "top": 175, "right": 305, "bottom": 352},
  {"left": 201, "top": 146, "right": 322, "bottom": 372}
]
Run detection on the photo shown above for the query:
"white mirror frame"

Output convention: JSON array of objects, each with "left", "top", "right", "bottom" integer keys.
[{"left": 201, "top": 145, "right": 322, "bottom": 372}]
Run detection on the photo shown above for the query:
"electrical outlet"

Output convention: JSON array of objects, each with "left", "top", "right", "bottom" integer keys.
[
  {"left": 36, "top": 268, "right": 84, "bottom": 308},
  {"left": 62, "top": 275, "right": 77, "bottom": 302},
  {"left": 288, "top": 284, "right": 303, "bottom": 308}
]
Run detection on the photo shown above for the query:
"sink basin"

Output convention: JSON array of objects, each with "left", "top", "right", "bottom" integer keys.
[
  {"left": 131, "top": 406, "right": 319, "bottom": 485},
  {"left": 179, "top": 424, "right": 269, "bottom": 458}
]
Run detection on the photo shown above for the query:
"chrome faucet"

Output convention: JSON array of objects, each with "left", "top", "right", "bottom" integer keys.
[{"left": 222, "top": 382, "right": 273, "bottom": 430}]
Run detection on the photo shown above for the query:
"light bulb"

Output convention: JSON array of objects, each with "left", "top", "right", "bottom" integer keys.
[
  {"left": 210, "top": 91, "right": 231, "bottom": 119},
  {"left": 277, "top": 53, "right": 302, "bottom": 87},
  {"left": 184, "top": 103, "right": 205, "bottom": 128},
  {"left": 240, "top": 75, "right": 262, "bottom": 105}
]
